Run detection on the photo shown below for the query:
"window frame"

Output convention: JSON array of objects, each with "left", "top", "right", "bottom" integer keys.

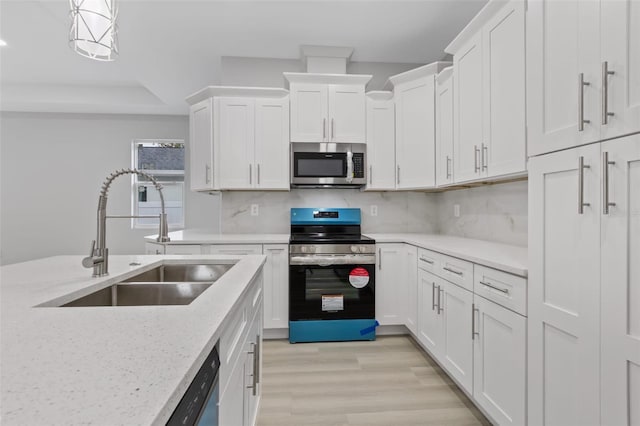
[{"left": 131, "top": 139, "right": 186, "bottom": 230}]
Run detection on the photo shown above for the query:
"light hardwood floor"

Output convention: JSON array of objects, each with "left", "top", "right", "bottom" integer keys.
[{"left": 256, "top": 336, "right": 491, "bottom": 426}]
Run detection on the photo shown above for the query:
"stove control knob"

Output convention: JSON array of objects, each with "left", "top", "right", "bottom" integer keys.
[
  {"left": 359, "top": 246, "right": 367, "bottom": 253},
  {"left": 351, "top": 246, "right": 358, "bottom": 253},
  {"left": 301, "top": 246, "right": 308, "bottom": 253}
]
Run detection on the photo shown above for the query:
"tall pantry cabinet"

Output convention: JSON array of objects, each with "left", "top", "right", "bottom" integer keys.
[{"left": 528, "top": 2, "right": 640, "bottom": 425}]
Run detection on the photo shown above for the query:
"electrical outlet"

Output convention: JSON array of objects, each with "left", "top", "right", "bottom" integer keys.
[
  {"left": 250, "top": 204, "right": 259, "bottom": 216},
  {"left": 454, "top": 204, "right": 460, "bottom": 218},
  {"left": 370, "top": 205, "right": 378, "bottom": 217}
]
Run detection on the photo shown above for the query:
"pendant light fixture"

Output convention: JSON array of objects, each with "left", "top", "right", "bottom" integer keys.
[{"left": 69, "top": 0, "right": 118, "bottom": 61}]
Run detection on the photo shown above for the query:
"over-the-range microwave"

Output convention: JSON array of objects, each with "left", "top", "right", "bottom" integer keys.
[{"left": 290, "top": 142, "right": 366, "bottom": 188}]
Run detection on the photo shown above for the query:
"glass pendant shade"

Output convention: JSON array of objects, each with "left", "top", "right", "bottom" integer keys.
[{"left": 69, "top": 0, "right": 118, "bottom": 61}]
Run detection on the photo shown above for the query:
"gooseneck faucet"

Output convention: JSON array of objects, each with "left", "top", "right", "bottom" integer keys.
[{"left": 83, "top": 168, "right": 171, "bottom": 277}]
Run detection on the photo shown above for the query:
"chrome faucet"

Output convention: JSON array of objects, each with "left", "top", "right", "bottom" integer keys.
[{"left": 82, "top": 168, "right": 171, "bottom": 277}]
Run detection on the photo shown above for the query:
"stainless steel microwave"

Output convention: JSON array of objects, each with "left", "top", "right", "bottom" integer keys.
[{"left": 290, "top": 143, "right": 366, "bottom": 188}]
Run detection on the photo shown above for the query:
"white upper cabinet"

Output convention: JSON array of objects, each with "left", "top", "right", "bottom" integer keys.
[
  {"left": 185, "top": 87, "right": 290, "bottom": 191},
  {"left": 528, "top": 0, "right": 640, "bottom": 155},
  {"left": 189, "top": 98, "right": 215, "bottom": 191},
  {"left": 387, "top": 62, "right": 450, "bottom": 190},
  {"left": 285, "top": 73, "right": 371, "bottom": 144},
  {"left": 436, "top": 67, "right": 455, "bottom": 186},
  {"left": 446, "top": 0, "right": 527, "bottom": 182},
  {"left": 365, "top": 91, "right": 396, "bottom": 190},
  {"left": 254, "top": 98, "right": 290, "bottom": 190}
]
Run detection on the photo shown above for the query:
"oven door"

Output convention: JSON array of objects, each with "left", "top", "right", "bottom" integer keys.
[{"left": 289, "top": 260, "right": 375, "bottom": 321}]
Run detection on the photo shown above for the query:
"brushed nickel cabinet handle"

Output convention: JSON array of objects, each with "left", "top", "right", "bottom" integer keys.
[
  {"left": 323, "top": 118, "right": 326, "bottom": 140},
  {"left": 443, "top": 266, "right": 463, "bottom": 276},
  {"left": 438, "top": 287, "right": 444, "bottom": 314},
  {"left": 480, "top": 280, "right": 509, "bottom": 294},
  {"left": 602, "top": 151, "right": 616, "bottom": 215},
  {"left": 578, "top": 73, "right": 591, "bottom": 131},
  {"left": 472, "top": 304, "right": 479, "bottom": 340},
  {"left": 578, "top": 156, "right": 591, "bottom": 214},
  {"left": 432, "top": 282, "right": 436, "bottom": 311},
  {"left": 602, "top": 61, "right": 615, "bottom": 125},
  {"left": 482, "top": 144, "right": 488, "bottom": 171},
  {"left": 474, "top": 145, "right": 478, "bottom": 172},
  {"left": 397, "top": 165, "right": 400, "bottom": 185},
  {"left": 446, "top": 156, "right": 451, "bottom": 180},
  {"left": 420, "top": 257, "right": 434, "bottom": 264}
]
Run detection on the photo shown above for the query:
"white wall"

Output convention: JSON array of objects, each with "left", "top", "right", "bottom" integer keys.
[{"left": 0, "top": 112, "right": 220, "bottom": 265}]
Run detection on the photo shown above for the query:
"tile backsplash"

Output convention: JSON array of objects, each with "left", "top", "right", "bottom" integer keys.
[
  {"left": 217, "top": 181, "right": 528, "bottom": 247},
  {"left": 220, "top": 189, "right": 439, "bottom": 234}
]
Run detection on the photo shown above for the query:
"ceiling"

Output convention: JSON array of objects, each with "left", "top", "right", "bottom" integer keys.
[{"left": 0, "top": 0, "right": 487, "bottom": 115}]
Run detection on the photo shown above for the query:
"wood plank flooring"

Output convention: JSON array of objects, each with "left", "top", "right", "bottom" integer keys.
[{"left": 256, "top": 336, "right": 491, "bottom": 426}]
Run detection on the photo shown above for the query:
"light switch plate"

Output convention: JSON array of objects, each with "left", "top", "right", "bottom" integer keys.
[
  {"left": 370, "top": 205, "right": 378, "bottom": 216},
  {"left": 251, "top": 204, "right": 259, "bottom": 216},
  {"left": 454, "top": 204, "right": 460, "bottom": 218}
]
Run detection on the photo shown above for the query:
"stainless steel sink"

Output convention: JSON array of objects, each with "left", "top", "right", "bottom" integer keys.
[
  {"left": 60, "top": 263, "right": 234, "bottom": 307},
  {"left": 62, "top": 282, "right": 213, "bottom": 307},
  {"left": 122, "top": 264, "right": 233, "bottom": 283}
]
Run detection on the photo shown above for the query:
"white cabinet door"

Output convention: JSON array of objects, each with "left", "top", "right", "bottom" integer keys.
[
  {"left": 328, "top": 84, "right": 366, "bottom": 143},
  {"left": 405, "top": 245, "right": 418, "bottom": 335},
  {"left": 244, "top": 306, "right": 262, "bottom": 426},
  {"left": 600, "top": 134, "right": 640, "bottom": 425},
  {"left": 263, "top": 244, "right": 289, "bottom": 330},
  {"left": 527, "top": 0, "right": 601, "bottom": 156},
  {"left": 290, "top": 83, "right": 328, "bottom": 143},
  {"left": 473, "top": 295, "right": 526, "bottom": 426},
  {"left": 454, "top": 32, "right": 483, "bottom": 183},
  {"left": 219, "top": 353, "right": 245, "bottom": 426},
  {"left": 365, "top": 96, "right": 396, "bottom": 190},
  {"left": 395, "top": 77, "right": 436, "bottom": 189},
  {"left": 482, "top": 0, "right": 526, "bottom": 178},
  {"left": 376, "top": 244, "right": 406, "bottom": 325},
  {"left": 164, "top": 244, "right": 203, "bottom": 255},
  {"left": 255, "top": 98, "right": 289, "bottom": 190},
  {"left": 528, "top": 144, "right": 601, "bottom": 426},
  {"left": 417, "top": 269, "right": 443, "bottom": 357},
  {"left": 189, "top": 98, "right": 214, "bottom": 191},
  {"left": 440, "top": 279, "right": 473, "bottom": 394},
  {"left": 209, "top": 244, "right": 262, "bottom": 255},
  {"left": 219, "top": 97, "right": 255, "bottom": 189},
  {"left": 436, "top": 70, "right": 454, "bottom": 186},
  {"left": 600, "top": 0, "right": 640, "bottom": 140}
]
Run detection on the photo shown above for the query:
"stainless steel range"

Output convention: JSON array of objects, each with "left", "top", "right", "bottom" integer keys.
[{"left": 288, "top": 208, "right": 377, "bottom": 343}]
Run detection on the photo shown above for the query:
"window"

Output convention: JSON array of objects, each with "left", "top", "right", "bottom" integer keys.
[{"left": 132, "top": 139, "right": 185, "bottom": 229}]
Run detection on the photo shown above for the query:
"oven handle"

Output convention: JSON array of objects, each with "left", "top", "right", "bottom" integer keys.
[{"left": 289, "top": 255, "right": 376, "bottom": 265}]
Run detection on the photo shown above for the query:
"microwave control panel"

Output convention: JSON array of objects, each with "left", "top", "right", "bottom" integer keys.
[{"left": 353, "top": 153, "right": 365, "bottom": 178}]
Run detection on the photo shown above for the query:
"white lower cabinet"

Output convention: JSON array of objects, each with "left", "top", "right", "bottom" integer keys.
[
  {"left": 473, "top": 295, "right": 526, "bottom": 426},
  {"left": 404, "top": 245, "right": 418, "bottom": 334},
  {"left": 219, "top": 272, "right": 263, "bottom": 426},
  {"left": 262, "top": 244, "right": 288, "bottom": 329},
  {"left": 376, "top": 243, "right": 408, "bottom": 325},
  {"left": 417, "top": 269, "right": 444, "bottom": 357}
]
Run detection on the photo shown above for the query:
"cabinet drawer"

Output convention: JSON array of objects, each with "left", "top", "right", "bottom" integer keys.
[
  {"left": 209, "top": 244, "right": 262, "bottom": 255},
  {"left": 474, "top": 265, "right": 527, "bottom": 316},
  {"left": 164, "top": 244, "right": 203, "bottom": 255},
  {"left": 417, "top": 248, "right": 439, "bottom": 272},
  {"left": 437, "top": 255, "right": 474, "bottom": 291}
]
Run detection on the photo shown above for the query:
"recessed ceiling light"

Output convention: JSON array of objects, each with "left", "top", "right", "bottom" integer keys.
[{"left": 0, "top": 40, "right": 7, "bottom": 47}]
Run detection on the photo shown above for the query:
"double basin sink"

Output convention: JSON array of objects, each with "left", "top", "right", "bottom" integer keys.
[{"left": 61, "top": 264, "right": 233, "bottom": 307}]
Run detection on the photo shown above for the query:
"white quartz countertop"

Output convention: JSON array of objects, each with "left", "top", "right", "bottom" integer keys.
[
  {"left": 0, "top": 254, "right": 266, "bottom": 425},
  {"left": 145, "top": 230, "right": 290, "bottom": 244},
  {"left": 366, "top": 233, "right": 528, "bottom": 277}
]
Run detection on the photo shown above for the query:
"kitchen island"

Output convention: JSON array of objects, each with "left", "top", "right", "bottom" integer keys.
[{"left": 0, "top": 254, "right": 266, "bottom": 425}]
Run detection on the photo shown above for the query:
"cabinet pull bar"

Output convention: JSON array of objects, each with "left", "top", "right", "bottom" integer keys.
[
  {"left": 432, "top": 282, "right": 436, "bottom": 311},
  {"left": 578, "top": 156, "right": 591, "bottom": 214},
  {"left": 482, "top": 144, "right": 488, "bottom": 171},
  {"left": 443, "top": 266, "right": 463, "bottom": 276},
  {"left": 602, "top": 61, "right": 615, "bottom": 125},
  {"left": 438, "top": 287, "right": 444, "bottom": 314},
  {"left": 420, "top": 257, "right": 434, "bottom": 264},
  {"left": 472, "top": 304, "right": 479, "bottom": 339},
  {"left": 480, "top": 280, "right": 509, "bottom": 294},
  {"left": 578, "top": 73, "right": 591, "bottom": 131},
  {"left": 249, "top": 164, "right": 252, "bottom": 185},
  {"left": 602, "top": 151, "right": 616, "bottom": 214},
  {"left": 446, "top": 156, "right": 451, "bottom": 180},
  {"left": 397, "top": 165, "right": 400, "bottom": 185},
  {"left": 323, "top": 118, "right": 326, "bottom": 140},
  {"left": 474, "top": 145, "right": 480, "bottom": 172}
]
